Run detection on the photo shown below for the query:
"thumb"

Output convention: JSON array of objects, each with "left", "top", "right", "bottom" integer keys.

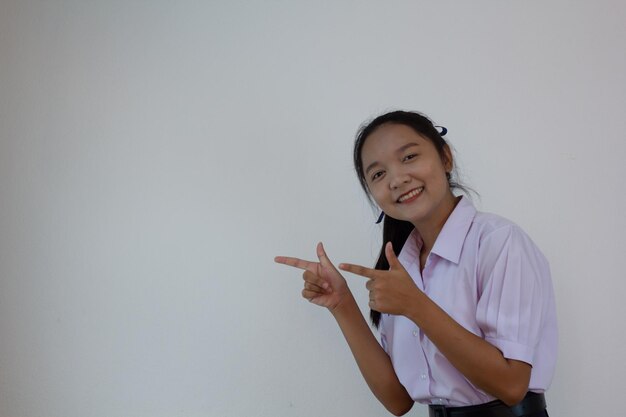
[
  {"left": 316, "top": 242, "right": 334, "bottom": 268},
  {"left": 385, "top": 241, "right": 403, "bottom": 270}
]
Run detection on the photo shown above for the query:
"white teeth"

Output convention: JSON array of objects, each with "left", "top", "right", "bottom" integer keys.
[{"left": 398, "top": 187, "right": 423, "bottom": 202}]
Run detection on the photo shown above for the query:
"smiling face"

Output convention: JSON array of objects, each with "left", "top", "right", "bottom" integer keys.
[{"left": 361, "top": 123, "right": 457, "bottom": 229}]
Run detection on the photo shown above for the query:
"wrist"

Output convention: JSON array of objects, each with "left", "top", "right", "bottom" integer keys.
[
  {"left": 329, "top": 291, "right": 358, "bottom": 318},
  {"left": 402, "top": 288, "right": 428, "bottom": 323}
]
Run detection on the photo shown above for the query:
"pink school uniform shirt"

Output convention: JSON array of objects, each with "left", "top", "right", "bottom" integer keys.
[{"left": 380, "top": 196, "right": 558, "bottom": 406}]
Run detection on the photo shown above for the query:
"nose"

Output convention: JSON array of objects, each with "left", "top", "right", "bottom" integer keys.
[{"left": 389, "top": 169, "right": 411, "bottom": 190}]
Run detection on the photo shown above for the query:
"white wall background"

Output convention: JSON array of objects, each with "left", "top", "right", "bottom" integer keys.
[{"left": 1, "top": 1, "right": 625, "bottom": 416}]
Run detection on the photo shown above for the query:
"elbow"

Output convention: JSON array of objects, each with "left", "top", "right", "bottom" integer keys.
[
  {"left": 386, "top": 402, "right": 413, "bottom": 416},
  {"left": 499, "top": 384, "right": 528, "bottom": 407},
  {"left": 496, "top": 360, "right": 532, "bottom": 406}
]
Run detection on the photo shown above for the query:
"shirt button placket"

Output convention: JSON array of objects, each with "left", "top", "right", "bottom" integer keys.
[{"left": 412, "top": 327, "right": 430, "bottom": 390}]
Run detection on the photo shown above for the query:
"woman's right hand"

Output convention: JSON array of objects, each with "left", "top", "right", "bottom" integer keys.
[{"left": 274, "top": 242, "right": 351, "bottom": 311}]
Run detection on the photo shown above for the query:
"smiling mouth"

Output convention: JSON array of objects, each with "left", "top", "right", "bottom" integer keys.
[{"left": 397, "top": 187, "right": 424, "bottom": 203}]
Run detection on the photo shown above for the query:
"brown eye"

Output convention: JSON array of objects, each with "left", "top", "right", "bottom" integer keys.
[
  {"left": 403, "top": 153, "right": 418, "bottom": 162},
  {"left": 371, "top": 171, "right": 384, "bottom": 181}
]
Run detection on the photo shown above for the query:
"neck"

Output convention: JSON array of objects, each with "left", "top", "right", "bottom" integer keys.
[{"left": 413, "top": 193, "right": 460, "bottom": 253}]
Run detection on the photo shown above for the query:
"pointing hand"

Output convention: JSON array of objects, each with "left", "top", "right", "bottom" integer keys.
[
  {"left": 339, "top": 242, "right": 421, "bottom": 316},
  {"left": 275, "top": 242, "right": 351, "bottom": 311}
]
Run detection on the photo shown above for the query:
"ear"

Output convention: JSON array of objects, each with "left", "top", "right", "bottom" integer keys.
[{"left": 442, "top": 143, "right": 454, "bottom": 174}]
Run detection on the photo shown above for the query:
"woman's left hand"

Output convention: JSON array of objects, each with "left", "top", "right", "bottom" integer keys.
[{"left": 339, "top": 242, "right": 423, "bottom": 316}]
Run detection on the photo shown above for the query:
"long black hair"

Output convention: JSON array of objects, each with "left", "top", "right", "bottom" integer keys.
[{"left": 353, "top": 110, "right": 472, "bottom": 327}]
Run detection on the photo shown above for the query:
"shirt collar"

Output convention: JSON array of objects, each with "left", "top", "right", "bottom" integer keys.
[
  {"left": 398, "top": 196, "right": 477, "bottom": 267},
  {"left": 430, "top": 196, "right": 477, "bottom": 264}
]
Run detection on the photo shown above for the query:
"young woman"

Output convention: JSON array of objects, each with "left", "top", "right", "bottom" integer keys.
[{"left": 275, "top": 111, "right": 557, "bottom": 417}]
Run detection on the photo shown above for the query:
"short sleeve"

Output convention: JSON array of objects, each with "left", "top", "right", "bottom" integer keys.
[{"left": 475, "top": 225, "right": 551, "bottom": 366}]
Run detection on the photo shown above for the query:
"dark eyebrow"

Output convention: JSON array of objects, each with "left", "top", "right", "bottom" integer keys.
[{"left": 364, "top": 142, "right": 420, "bottom": 174}]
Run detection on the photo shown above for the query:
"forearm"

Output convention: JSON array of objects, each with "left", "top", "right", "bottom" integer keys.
[
  {"left": 331, "top": 294, "right": 414, "bottom": 416},
  {"left": 404, "top": 292, "right": 530, "bottom": 405}
]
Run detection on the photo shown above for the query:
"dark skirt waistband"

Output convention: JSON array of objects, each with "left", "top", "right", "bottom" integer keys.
[{"left": 428, "top": 392, "right": 547, "bottom": 417}]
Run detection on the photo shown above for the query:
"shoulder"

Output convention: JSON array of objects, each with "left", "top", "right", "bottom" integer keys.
[
  {"left": 472, "top": 209, "right": 519, "bottom": 235},
  {"left": 470, "top": 210, "right": 549, "bottom": 267},
  {"left": 472, "top": 210, "right": 532, "bottom": 244},
  {"left": 454, "top": 197, "right": 528, "bottom": 243}
]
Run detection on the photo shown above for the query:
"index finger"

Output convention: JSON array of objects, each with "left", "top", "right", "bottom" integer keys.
[
  {"left": 274, "top": 256, "right": 317, "bottom": 273},
  {"left": 338, "top": 262, "right": 377, "bottom": 279}
]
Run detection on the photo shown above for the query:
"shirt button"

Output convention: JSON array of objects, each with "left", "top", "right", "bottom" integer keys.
[
  {"left": 420, "top": 374, "right": 427, "bottom": 380},
  {"left": 412, "top": 330, "right": 418, "bottom": 337}
]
